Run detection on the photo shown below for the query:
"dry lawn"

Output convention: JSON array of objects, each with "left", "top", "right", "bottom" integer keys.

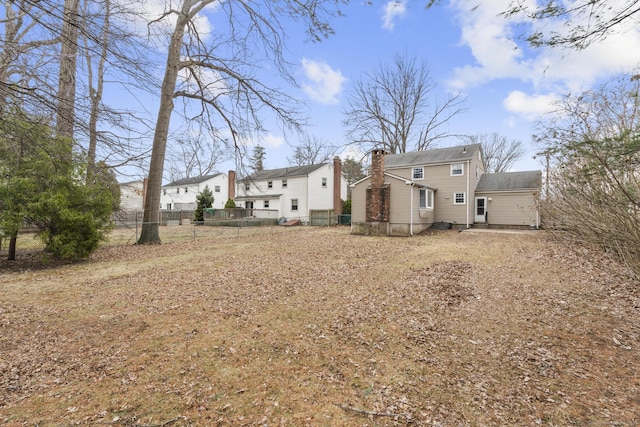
[{"left": 1, "top": 227, "right": 639, "bottom": 426}]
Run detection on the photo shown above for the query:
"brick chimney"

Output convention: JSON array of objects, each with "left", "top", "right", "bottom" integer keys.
[
  {"left": 366, "top": 149, "right": 390, "bottom": 222},
  {"left": 333, "top": 156, "right": 342, "bottom": 219},
  {"left": 227, "top": 170, "right": 236, "bottom": 201}
]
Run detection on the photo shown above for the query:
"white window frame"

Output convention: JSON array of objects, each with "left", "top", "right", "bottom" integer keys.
[
  {"left": 412, "top": 167, "right": 424, "bottom": 180},
  {"left": 322, "top": 177, "right": 327, "bottom": 188},
  {"left": 264, "top": 200, "right": 270, "bottom": 208},
  {"left": 244, "top": 183, "right": 250, "bottom": 191},
  {"left": 419, "top": 189, "right": 434, "bottom": 209},
  {"left": 291, "top": 198, "right": 298, "bottom": 211},
  {"left": 214, "top": 185, "right": 221, "bottom": 193},
  {"left": 451, "top": 163, "right": 464, "bottom": 176},
  {"left": 282, "top": 179, "right": 288, "bottom": 188},
  {"left": 454, "top": 192, "right": 466, "bottom": 205},
  {"left": 268, "top": 181, "right": 273, "bottom": 189}
]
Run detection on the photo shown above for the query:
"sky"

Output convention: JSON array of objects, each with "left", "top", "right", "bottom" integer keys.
[{"left": 115, "top": 0, "right": 640, "bottom": 179}]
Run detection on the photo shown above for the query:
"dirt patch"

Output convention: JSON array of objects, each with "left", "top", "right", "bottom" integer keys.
[{"left": 0, "top": 227, "right": 638, "bottom": 426}]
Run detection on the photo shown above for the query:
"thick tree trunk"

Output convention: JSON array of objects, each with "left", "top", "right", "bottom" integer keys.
[
  {"left": 137, "top": 4, "right": 191, "bottom": 244},
  {"left": 56, "top": 0, "right": 80, "bottom": 139}
]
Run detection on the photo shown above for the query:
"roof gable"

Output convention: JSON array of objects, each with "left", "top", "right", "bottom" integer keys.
[
  {"left": 383, "top": 144, "right": 481, "bottom": 169},
  {"left": 476, "top": 171, "right": 542, "bottom": 192},
  {"left": 243, "top": 163, "right": 326, "bottom": 181}
]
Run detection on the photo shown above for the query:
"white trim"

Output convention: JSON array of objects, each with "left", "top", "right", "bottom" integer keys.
[
  {"left": 454, "top": 192, "right": 466, "bottom": 205},
  {"left": 451, "top": 163, "right": 464, "bottom": 176},
  {"left": 412, "top": 167, "right": 424, "bottom": 180}
]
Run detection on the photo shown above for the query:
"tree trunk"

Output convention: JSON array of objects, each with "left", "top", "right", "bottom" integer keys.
[
  {"left": 8, "top": 233, "right": 17, "bottom": 261},
  {"left": 56, "top": 0, "right": 80, "bottom": 139},
  {"left": 137, "top": 3, "right": 192, "bottom": 244}
]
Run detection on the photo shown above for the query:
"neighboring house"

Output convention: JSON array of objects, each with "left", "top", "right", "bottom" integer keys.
[
  {"left": 350, "top": 144, "right": 541, "bottom": 236},
  {"left": 161, "top": 173, "right": 230, "bottom": 210},
  {"left": 119, "top": 179, "right": 146, "bottom": 211},
  {"left": 235, "top": 157, "right": 347, "bottom": 223}
]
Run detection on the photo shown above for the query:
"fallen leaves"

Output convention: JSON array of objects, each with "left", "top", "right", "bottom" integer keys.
[{"left": 1, "top": 227, "right": 639, "bottom": 425}]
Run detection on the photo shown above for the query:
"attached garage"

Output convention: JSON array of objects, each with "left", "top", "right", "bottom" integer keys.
[{"left": 474, "top": 171, "right": 542, "bottom": 229}]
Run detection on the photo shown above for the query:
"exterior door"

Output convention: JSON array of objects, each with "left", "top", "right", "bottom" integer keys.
[{"left": 475, "top": 197, "right": 487, "bottom": 223}]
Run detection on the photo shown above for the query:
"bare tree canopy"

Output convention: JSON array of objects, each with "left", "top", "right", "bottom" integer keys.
[
  {"left": 288, "top": 134, "right": 337, "bottom": 166},
  {"left": 137, "top": 0, "right": 345, "bottom": 244},
  {"left": 502, "top": 0, "right": 640, "bottom": 49},
  {"left": 465, "top": 133, "right": 525, "bottom": 173},
  {"left": 535, "top": 72, "right": 640, "bottom": 276},
  {"left": 343, "top": 52, "right": 466, "bottom": 154},
  {"left": 166, "top": 132, "right": 227, "bottom": 181}
]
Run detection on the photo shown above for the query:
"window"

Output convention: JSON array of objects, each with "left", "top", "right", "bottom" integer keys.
[
  {"left": 412, "top": 167, "right": 424, "bottom": 180},
  {"left": 454, "top": 192, "right": 466, "bottom": 205},
  {"left": 419, "top": 189, "right": 434, "bottom": 209},
  {"left": 163, "top": 189, "right": 167, "bottom": 195},
  {"left": 264, "top": 200, "right": 270, "bottom": 208},
  {"left": 184, "top": 187, "right": 188, "bottom": 193},
  {"left": 322, "top": 177, "right": 327, "bottom": 188},
  {"left": 176, "top": 188, "right": 180, "bottom": 194},
  {"left": 214, "top": 185, "right": 221, "bottom": 192},
  {"left": 451, "top": 163, "right": 464, "bottom": 176},
  {"left": 245, "top": 183, "right": 250, "bottom": 191},
  {"left": 291, "top": 198, "right": 298, "bottom": 211},
  {"left": 268, "top": 181, "right": 273, "bottom": 189},
  {"left": 166, "top": 203, "right": 172, "bottom": 210},
  {"left": 282, "top": 179, "right": 288, "bottom": 188}
]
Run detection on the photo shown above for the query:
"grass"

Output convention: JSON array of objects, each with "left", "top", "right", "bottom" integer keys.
[{"left": 1, "top": 227, "right": 639, "bottom": 426}]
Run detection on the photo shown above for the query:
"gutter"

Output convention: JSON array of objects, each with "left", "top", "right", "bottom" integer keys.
[{"left": 466, "top": 159, "right": 470, "bottom": 228}]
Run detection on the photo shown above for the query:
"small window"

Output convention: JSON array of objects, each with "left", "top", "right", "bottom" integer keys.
[
  {"left": 412, "top": 167, "right": 424, "bottom": 180},
  {"left": 184, "top": 187, "right": 188, "bottom": 193},
  {"left": 291, "top": 198, "right": 298, "bottom": 211},
  {"left": 282, "top": 179, "right": 288, "bottom": 188},
  {"left": 322, "top": 177, "right": 327, "bottom": 188},
  {"left": 245, "top": 183, "right": 250, "bottom": 191},
  {"left": 264, "top": 200, "right": 270, "bottom": 208},
  {"left": 451, "top": 163, "right": 464, "bottom": 176},
  {"left": 419, "top": 189, "right": 434, "bottom": 209},
  {"left": 454, "top": 192, "right": 466, "bottom": 205},
  {"left": 176, "top": 188, "right": 180, "bottom": 194},
  {"left": 268, "top": 181, "right": 273, "bottom": 189},
  {"left": 476, "top": 166, "right": 479, "bottom": 179},
  {"left": 214, "top": 185, "right": 221, "bottom": 192},
  {"left": 166, "top": 203, "right": 172, "bottom": 210},
  {"left": 163, "top": 189, "right": 167, "bottom": 195}
]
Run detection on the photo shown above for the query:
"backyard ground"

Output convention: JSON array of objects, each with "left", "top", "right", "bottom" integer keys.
[{"left": 1, "top": 226, "right": 639, "bottom": 426}]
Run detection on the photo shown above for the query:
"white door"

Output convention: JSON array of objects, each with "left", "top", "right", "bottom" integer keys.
[{"left": 475, "top": 197, "right": 487, "bottom": 223}]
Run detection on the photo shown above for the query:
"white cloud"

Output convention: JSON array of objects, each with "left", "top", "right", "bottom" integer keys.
[
  {"left": 381, "top": 1, "right": 407, "bottom": 31},
  {"left": 301, "top": 58, "right": 346, "bottom": 105},
  {"left": 503, "top": 91, "right": 558, "bottom": 120},
  {"left": 262, "top": 134, "right": 285, "bottom": 149},
  {"left": 448, "top": 0, "right": 640, "bottom": 92}
]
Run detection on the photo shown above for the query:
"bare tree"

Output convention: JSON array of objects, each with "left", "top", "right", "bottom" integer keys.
[
  {"left": 288, "top": 134, "right": 336, "bottom": 166},
  {"left": 535, "top": 72, "right": 640, "bottom": 277},
  {"left": 343, "top": 53, "right": 466, "bottom": 155},
  {"left": 502, "top": 1, "right": 640, "bottom": 49},
  {"left": 465, "top": 133, "right": 525, "bottom": 173},
  {"left": 167, "top": 132, "right": 227, "bottom": 181},
  {"left": 137, "top": 0, "right": 344, "bottom": 244}
]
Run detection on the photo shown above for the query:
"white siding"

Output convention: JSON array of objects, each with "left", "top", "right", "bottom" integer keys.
[
  {"left": 160, "top": 175, "right": 229, "bottom": 210},
  {"left": 119, "top": 181, "right": 145, "bottom": 211}
]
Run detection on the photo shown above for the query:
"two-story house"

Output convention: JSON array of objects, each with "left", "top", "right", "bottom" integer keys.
[
  {"left": 235, "top": 157, "right": 347, "bottom": 223},
  {"left": 350, "top": 144, "right": 541, "bottom": 235},
  {"left": 160, "top": 173, "right": 230, "bottom": 210}
]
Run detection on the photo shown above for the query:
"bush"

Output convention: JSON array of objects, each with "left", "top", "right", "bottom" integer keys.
[
  {"left": 342, "top": 199, "right": 351, "bottom": 214},
  {"left": 224, "top": 198, "right": 236, "bottom": 208}
]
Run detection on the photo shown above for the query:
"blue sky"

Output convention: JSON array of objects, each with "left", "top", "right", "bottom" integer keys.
[{"left": 117, "top": 0, "right": 640, "bottom": 178}]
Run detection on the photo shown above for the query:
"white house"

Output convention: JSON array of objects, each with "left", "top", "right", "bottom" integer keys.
[
  {"left": 119, "top": 179, "right": 146, "bottom": 211},
  {"left": 161, "top": 173, "right": 230, "bottom": 210},
  {"left": 235, "top": 157, "right": 347, "bottom": 222}
]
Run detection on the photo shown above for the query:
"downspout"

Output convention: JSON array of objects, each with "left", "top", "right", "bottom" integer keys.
[
  {"left": 410, "top": 183, "right": 414, "bottom": 236},
  {"left": 466, "top": 159, "right": 470, "bottom": 228}
]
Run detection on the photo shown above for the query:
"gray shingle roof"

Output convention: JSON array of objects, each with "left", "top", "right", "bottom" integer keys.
[
  {"left": 476, "top": 171, "right": 542, "bottom": 191},
  {"left": 382, "top": 144, "right": 482, "bottom": 168},
  {"left": 241, "top": 163, "right": 326, "bottom": 181},
  {"left": 164, "top": 173, "right": 222, "bottom": 187}
]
